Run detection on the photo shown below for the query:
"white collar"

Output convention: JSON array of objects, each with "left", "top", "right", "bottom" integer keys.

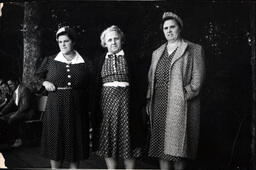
[
  {"left": 105, "top": 50, "right": 125, "bottom": 59},
  {"left": 54, "top": 51, "right": 85, "bottom": 64}
]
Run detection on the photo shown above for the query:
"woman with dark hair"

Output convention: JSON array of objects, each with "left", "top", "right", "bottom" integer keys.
[
  {"left": 92, "top": 25, "right": 143, "bottom": 169},
  {"left": 147, "top": 12, "right": 205, "bottom": 170},
  {"left": 36, "top": 26, "right": 90, "bottom": 169}
]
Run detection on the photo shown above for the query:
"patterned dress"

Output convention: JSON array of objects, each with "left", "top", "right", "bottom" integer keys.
[
  {"left": 96, "top": 54, "right": 140, "bottom": 159},
  {"left": 148, "top": 47, "right": 182, "bottom": 161},
  {"left": 37, "top": 53, "right": 90, "bottom": 162}
]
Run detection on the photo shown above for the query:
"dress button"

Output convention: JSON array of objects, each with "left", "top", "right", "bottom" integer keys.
[
  {"left": 66, "top": 65, "right": 70, "bottom": 68},
  {"left": 67, "top": 82, "right": 71, "bottom": 86},
  {"left": 68, "top": 75, "right": 71, "bottom": 78},
  {"left": 67, "top": 69, "right": 70, "bottom": 72}
]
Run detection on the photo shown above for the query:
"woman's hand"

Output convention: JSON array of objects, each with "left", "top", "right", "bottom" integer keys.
[{"left": 42, "top": 81, "right": 56, "bottom": 92}]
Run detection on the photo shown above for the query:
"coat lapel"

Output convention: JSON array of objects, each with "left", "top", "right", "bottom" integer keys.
[
  {"left": 151, "top": 40, "right": 188, "bottom": 79},
  {"left": 170, "top": 40, "right": 188, "bottom": 67}
]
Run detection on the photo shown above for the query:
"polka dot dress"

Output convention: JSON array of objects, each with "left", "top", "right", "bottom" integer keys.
[
  {"left": 148, "top": 47, "right": 182, "bottom": 161},
  {"left": 101, "top": 55, "right": 129, "bottom": 83},
  {"left": 96, "top": 86, "right": 132, "bottom": 159},
  {"left": 38, "top": 57, "right": 90, "bottom": 162},
  {"left": 96, "top": 56, "right": 140, "bottom": 159}
]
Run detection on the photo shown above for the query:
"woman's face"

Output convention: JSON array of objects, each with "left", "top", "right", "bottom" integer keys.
[
  {"left": 104, "top": 31, "right": 122, "bottom": 54},
  {"left": 163, "top": 19, "right": 181, "bottom": 42},
  {"left": 57, "top": 35, "right": 74, "bottom": 55}
]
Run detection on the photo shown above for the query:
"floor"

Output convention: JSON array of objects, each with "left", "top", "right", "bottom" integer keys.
[{"left": 0, "top": 143, "right": 158, "bottom": 169}]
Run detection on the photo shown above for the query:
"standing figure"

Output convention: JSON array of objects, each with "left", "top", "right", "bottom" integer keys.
[
  {"left": 147, "top": 12, "right": 205, "bottom": 170},
  {"left": 92, "top": 25, "right": 143, "bottom": 169},
  {"left": 36, "top": 26, "right": 90, "bottom": 169}
]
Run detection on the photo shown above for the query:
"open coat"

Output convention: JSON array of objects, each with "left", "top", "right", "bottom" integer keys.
[{"left": 147, "top": 39, "right": 205, "bottom": 159}]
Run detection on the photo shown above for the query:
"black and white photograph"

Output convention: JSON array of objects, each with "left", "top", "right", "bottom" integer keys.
[{"left": 0, "top": 1, "right": 255, "bottom": 169}]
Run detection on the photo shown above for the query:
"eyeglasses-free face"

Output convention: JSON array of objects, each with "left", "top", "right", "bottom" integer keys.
[
  {"left": 163, "top": 19, "right": 181, "bottom": 42},
  {"left": 57, "top": 35, "right": 75, "bottom": 55},
  {"left": 104, "top": 31, "right": 122, "bottom": 54}
]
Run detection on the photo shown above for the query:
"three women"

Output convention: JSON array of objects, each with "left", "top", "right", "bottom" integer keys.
[
  {"left": 147, "top": 12, "right": 205, "bottom": 170},
  {"left": 36, "top": 11, "right": 204, "bottom": 169}
]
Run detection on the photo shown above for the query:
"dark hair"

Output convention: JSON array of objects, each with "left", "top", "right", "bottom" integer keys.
[{"left": 56, "top": 27, "right": 77, "bottom": 42}]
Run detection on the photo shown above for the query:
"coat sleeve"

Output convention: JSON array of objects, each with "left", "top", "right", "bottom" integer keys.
[
  {"left": 184, "top": 45, "right": 205, "bottom": 100},
  {"left": 146, "top": 52, "right": 155, "bottom": 100},
  {"left": 146, "top": 53, "right": 154, "bottom": 115},
  {"left": 146, "top": 65, "right": 152, "bottom": 100}
]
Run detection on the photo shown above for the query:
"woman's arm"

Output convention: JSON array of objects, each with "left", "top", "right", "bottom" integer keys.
[
  {"left": 35, "top": 56, "right": 56, "bottom": 92},
  {"left": 184, "top": 45, "right": 205, "bottom": 100}
]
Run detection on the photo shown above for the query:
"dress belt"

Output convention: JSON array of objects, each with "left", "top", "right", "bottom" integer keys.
[
  {"left": 57, "top": 87, "right": 72, "bottom": 90},
  {"left": 103, "top": 81, "right": 129, "bottom": 87}
]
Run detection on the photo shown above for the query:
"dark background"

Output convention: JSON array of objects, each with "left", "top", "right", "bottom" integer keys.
[{"left": 0, "top": 1, "right": 253, "bottom": 169}]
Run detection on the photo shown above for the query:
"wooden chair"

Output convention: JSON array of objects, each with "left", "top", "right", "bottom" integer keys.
[
  {"left": 23, "top": 95, "right": 47, "bottom": 145},
  {"left": 25, "top": 95, "right": 47, "bottom": 123}
]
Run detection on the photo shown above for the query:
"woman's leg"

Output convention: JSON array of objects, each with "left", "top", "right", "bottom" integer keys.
[
  {"left": 159, "top": 159, "right": 170, "bottom": 170},
  {"left": 124, "top": 158, "right": 135, "bottom": 169},
  {"left": 69, "top": 161, "right": 79, "bottom": 169},
  {"left": 50, "top": 160, "right": 62, "bottom": 169},
  {"left": 174, "top": 160, "right": 187, "bottom": 170},
  {"left": 105, "top": 157, "right": 117, "bottom": 169}
]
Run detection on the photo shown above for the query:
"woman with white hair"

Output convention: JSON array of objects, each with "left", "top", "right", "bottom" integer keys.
[{"left": 91, "top": 25, "right": 143, "bottom": 169}]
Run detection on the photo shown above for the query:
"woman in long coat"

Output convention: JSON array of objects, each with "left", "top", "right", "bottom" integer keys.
[{"left": 146, "top": 12, "right": 205, "bottom": 170}]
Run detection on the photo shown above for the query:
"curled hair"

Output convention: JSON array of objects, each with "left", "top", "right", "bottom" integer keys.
[{"left": 100, "top": 25, "right": 125, "bottom": 48}]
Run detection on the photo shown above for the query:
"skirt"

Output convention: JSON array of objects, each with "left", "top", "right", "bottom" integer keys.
[
  {"left": 149, "top": 85, "right": 182, "bottom": 161},
  {"left": 96, "top": 86, "right": 136, "bottom": 159},
  {"left": 41, "top": 89, "right": 89, "bottom": 162}
]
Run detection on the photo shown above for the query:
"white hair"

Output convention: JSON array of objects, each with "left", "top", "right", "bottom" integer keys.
[{"left": 100, "top": 25, "right": 125, "bottom": 48}]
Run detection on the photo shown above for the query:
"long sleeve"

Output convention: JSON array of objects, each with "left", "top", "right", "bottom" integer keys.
[
  {"left": 146, "top": 64, "right": 153, "bottom": 100},
  {"left": 184, "top": 45, "right": 205, "bottom": 100},
  {"left": 35, "top": 56, "right": 50, "bottom": 85}
]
